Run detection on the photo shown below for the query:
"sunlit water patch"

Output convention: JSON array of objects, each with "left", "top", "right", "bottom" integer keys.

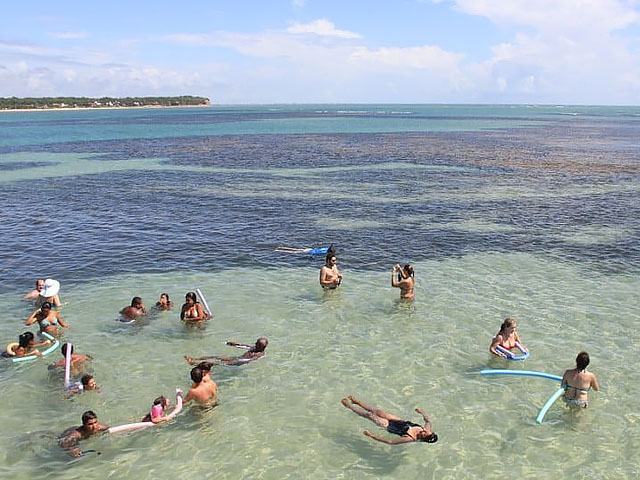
[{"left": 0, "top": 254, "right": 638, "bottom": 479}]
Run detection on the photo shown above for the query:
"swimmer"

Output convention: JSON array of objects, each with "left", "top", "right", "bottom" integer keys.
[
  {"left": 58, "top": 410, "right": 108, "bottom": 457},
  {"left": 180, "top": 292, "right": 209, "bottom": 324},
  {"left": 4, "top": 331, "right": 51, "bottom": 358},
  {"left": 155, "top": 293, "right": 174, "bottom": 311},
  {"left": 391, "top": 264, "right": 415, "bottom": 300},
  {"left": 320, "top": 253, "right": 342, "bottom": 289},
  {"left": 489, "top": 317, "right": 528, "bottom": 358},
  {"left": 22, "top": 279, "right": 45, "bottom": 302},
  {"left": 341, "top": 395, "right": 438, "bottom": 444},
  {"left": 25, "top": 302, "right": 69, "bottom": 336},
  {"left": 561, "top": 351, "right": 599, "bottom": 408},
  {"left": 120, "top": 296, "right": 147, "bottom": 321},
  {"left": 275, "top": 244, "right": 335, "bottom": 254},
  {"left": 65, "top": 374, "right": 101, "bottom": 397},
  {"left": 49, "top": 343, "right": 92, "bottom": 375},
  {"left": 35, "top": 278, "right": 62, "bottom": 309},
  {"left": 183, "top": 367, "right": 218, "bottom": 407},
  {"left": 141, "top": 395, "right": 172, "bottom": 423},
  {"left": 185, "top": 337, "right": 268, "bottom": 366}
]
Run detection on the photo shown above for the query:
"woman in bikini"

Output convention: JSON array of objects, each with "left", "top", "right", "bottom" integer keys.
[
  {"left": 562, "top": 351, "right": 599, "bottom": 408},
  {"left": 391, "top": 264, "right": 415, "bottom": 300},
  {"left": 489, "top": 317, "right": 527, "bottom": 358},
  {"left": 156, "top": 293, "right": 174, "bottom": 311},
  {"left": 25, "top": 302, "right": 69, "bottom": 336},
  {"left": 341, "top": 395, "right": 438, "bottom": 444},
  {"left": 3, "top": 331, "right": 51, "bottom": 358},
  {"left": 180, "top": 292, "right": 208, "bottom": 324}
]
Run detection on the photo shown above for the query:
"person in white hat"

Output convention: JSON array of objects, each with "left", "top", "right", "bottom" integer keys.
[{"left": 35, "top": 278, "right": 62, "bottom": 309}]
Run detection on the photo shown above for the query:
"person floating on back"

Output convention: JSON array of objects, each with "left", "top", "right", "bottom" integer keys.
[
  {"left": 185, "top": 337, "right": 268, "bottom": 366},
  {"left": 341, "top": 395, "right": 438, "bottom": 444}
]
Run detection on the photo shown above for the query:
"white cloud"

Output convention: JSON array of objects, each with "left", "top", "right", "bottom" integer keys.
[
  {"left": 286, "top": 19, "right": 362, "bottom": 39},
  {"left": 48, "top": 32, "right": 89, "bottom": 40},
  {"left": 443, "top": 0, "right": 639, "bottom": 31}
]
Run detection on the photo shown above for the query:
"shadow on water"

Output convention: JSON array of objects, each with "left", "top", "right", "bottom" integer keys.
[{"left": 323, "top": 427, "right": 407, "bottom": 476}]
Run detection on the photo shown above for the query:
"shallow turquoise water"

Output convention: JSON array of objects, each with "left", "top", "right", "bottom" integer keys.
[{"left": 0, "top": 105, "right": 638, "bottom": 479}]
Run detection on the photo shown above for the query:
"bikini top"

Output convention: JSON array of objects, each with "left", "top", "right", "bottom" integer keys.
[{"left": 40, "top": 316, "right": 59, "bottom": 328}]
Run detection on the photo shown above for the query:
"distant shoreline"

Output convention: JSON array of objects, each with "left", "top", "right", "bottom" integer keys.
[{"left": 0, "top": 104, "right": 211, "bottom": 114}]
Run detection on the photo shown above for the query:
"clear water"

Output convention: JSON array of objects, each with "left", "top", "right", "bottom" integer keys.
[{"left": 0, "top": 105, "right": 639, "bottom": 479}]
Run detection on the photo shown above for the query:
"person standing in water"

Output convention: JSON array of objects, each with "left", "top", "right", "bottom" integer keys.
[
  {"left": 320, "top": 253, "right": 342, "bottom": 289},
  {"left": 25, "top": 302, "right": 69, "bottom": 336},
  {"left": 391, "top": 264, "right": 415, "bottom": 300},
  {"left": 489, "top": 317, "right": 528, "bottom": 358},
  {"left": 35, "top": 278, "right": 62, "bottom": 309},
  {"left": 183, "top": 367, "right": 218, "bottom": 407},
  {"left": 23, "top": 279, "right": 45, "bottom": 302},
  {"left": 562, "top": 351, "right": 599, "bottom": 408},
  {"left": 120, "top": 296, "right": 147, "bottom": 321},
  {"left": 155, "top": 293, "right": 174, "bottom": 311}
]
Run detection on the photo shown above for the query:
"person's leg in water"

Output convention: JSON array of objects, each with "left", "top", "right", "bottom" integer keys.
[
  {"left": 342, "top": 396, "right": 393, "bottom": 428},
  {"left": 346, "top": 395, "right": 402, "bottom": 421}
]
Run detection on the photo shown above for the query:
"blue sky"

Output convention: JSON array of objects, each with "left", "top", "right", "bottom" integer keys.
[{"left": 1, "top": 0, "right": 639, "bottom": 104}]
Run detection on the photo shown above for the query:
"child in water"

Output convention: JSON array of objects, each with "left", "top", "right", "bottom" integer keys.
[{"left": 141, "top": 395, "right": 171, "bottom": 423}]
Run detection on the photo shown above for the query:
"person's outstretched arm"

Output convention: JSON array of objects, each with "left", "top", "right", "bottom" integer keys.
[{"left": 363, "top": 430, "right": 414, "bottom": 444}]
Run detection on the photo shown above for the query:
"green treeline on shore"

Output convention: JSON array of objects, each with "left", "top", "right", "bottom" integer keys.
[{"left": 0, "top": 96, "right": 210, "bottom": 110}]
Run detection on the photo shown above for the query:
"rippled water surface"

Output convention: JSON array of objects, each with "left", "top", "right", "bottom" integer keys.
[{"left": 0, "top": 105, "right": 639, "bottom": 479}]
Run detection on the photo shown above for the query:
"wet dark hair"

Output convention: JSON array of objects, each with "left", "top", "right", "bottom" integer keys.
[
  {"left": 61, "top": 343, "right": 74, "bottom": 356},
  {"left": 153, "top": 395, "right": 168, "bottom": 406},
  {"left": 403, "top": 264, "right": 414, "bottom": 278},
  {"left": 131, "top": 296, "right": 142, "bottom": 307},
  {"left": 18, "top": 331, "right": 35, "bottom": 348},
  {"left": 82, "top": 410, "right": 98, "bottom": 425},
  {"left": 161, "top": 293, "right": 170, "bottom": 302},
  {"left": 190, "top": 367, "right": 203, "bottom": 383},
  {"left": 576, "top": 351, "right": 590, "bottom": 371},
  {"left": 255, "top": 337, "right": 269, "bottom": 351},
  {"left": 81, "top": 374, "right": 94, "bottom": 387},
  {"left": 421, "top": 433, "right": 438, "bottom": 443},
  {"left": 41, "top": 302, "right": 52, "bottom": 310},
  {"left": 196, "top": 361, "right": 213, "bottom": 372},
  {"left": 185, "top": 292, "right": 197, "bottom": 303}
]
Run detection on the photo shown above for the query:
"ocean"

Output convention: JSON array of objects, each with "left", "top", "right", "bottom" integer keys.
[{"left": 0, "top": 104, "right": 638, "bottom": 479}]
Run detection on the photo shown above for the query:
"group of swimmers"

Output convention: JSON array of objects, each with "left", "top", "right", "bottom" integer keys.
[
  {"left": 5, "top": 278, "right": 272, "bottom": 456},
  {"left": 6, "top": 250, "right": 600, "bottom": 454},
  {"left": 321, "top": 249, "right": 599, "bottom": 441}
]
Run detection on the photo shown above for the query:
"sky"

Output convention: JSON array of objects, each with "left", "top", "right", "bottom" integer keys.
[{"left": 1, "top": 0, "right": 640, "bottom": 105}]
